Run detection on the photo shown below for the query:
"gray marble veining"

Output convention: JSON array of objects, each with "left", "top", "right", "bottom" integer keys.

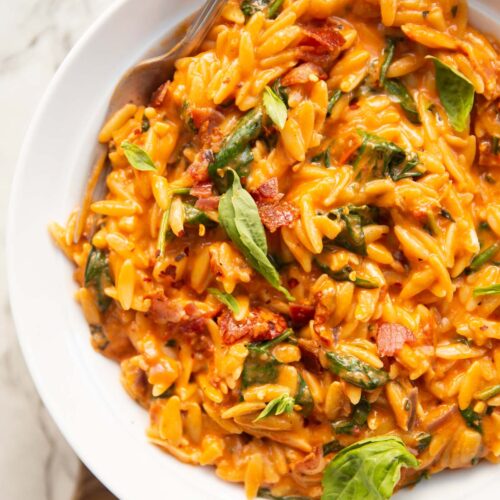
[{"left": 0, "top": 1, "right": 115, "bottom": 498}]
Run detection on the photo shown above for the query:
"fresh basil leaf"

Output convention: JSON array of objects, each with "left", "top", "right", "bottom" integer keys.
[
  {"left": 264, "top": 86, "right": 287, "bottom": 130},
  {"left": 467, "top": 242, "right": 500, "bottom": 273},
  {"left": 354, "top": 131, "right": 422, "bottom": 182},
  {"left": 325, "top": 351, "right": 389, "bottom": 390},
  {"left": 476, "top": 384, "right": 500, "bottom": 401},
  {"left": 207, "top": 288, "right": 240, "bottom": 314},
  {"left": 321, "top": 436, "right": 418, "bottom": 500},
  {"left": 383, "top": 79, "right": 420, "bottom": 124},
  {"left": 460, "top": 406, "right": 483, "bottom": 433},
  {"left": 323, "top": 439, "right": 344, "bottom": 456},
  {"left": 327, "top": 89, "right": 343, "bottom": 117},
  {"left": 258, "top": 488, "right": 310, "bottom": 500},
  {"left": 84, "top": 247, "right": 112, "bottom": 312},
  {"left": 121, "top": 141, "right": 157, "bottom": 172},
  {"left": 379, "top": 38, "right": 396, "bottom": 86},
  {"left": 210, "top": 107, "right": 263, "bottom": 179},
  {"left": 315, "top": 260, "right": 379, "bottom": 289},
  {"left": 429, "top": 57, "right": 475, "bottom": 132},
  {"left": 254, "top": 393, "right": 295, "bottom": 421},
  {"left": 219, "top": 170, "right": 294, "bottom": 300},
  {"left": 295, "top": 373, "right": 314, "bottom": 417},
  {"left": 473, "top": 284, "right": 500, "bottom": 297}
]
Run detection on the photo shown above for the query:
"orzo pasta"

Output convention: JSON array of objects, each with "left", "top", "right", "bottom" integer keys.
[{"left": 50, "top": 0, "right": 500, "bottom": 497}]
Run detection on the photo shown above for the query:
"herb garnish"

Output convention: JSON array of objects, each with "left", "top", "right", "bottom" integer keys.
[
  {"left": 218, "top": 169, "right": 293, "bottom": 300},
  {"left": 121, "top": 141, "right": 157, "bottom": 172}
]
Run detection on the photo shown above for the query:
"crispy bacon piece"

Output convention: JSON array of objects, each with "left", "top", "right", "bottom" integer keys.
[
  {"left": 282, "top": 62, "right": 327, "bottom": 87},
  {"left": 377, "top": 322, "right": 416, "bottom": 357},
  {"left": 187, "top": 150, "right": 214, "bottom": 183},
  {"left": 289, "top": 303, "right": 315, "bottom": 327},
  {"left": 190, "top": 107, "right": 224, "bottom": 130},
  {"left": 190, "top": 182, "right": 213, "bottom": 198},
  {"left": 258, "top": 201, "right": 299, "bottom": 233},
  {"left": 251, "top": 177, "right": 283, "bottom": 203},
  {"left": 296, "top": 24, "right": 345, "bottom": 70},
  {"left": 218, "top": 307, "right": 288, "bottom": 345},
  {"left": 251, "top": 178, "right": 298, "bottom": 233},
  {"left": 301, "top": 25, "right": 345, "bottom": 52},
  {"left": 194, "top": 196, "right": 219, "bottom": 211},
  {"left": 150, "top": 82, "right": 170, "bottom": 107}
]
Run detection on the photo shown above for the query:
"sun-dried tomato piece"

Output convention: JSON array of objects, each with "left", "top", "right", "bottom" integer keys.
[
  {"left": 289, "top": 303, "right": 315, "bottom": 327},
  {"left": 218, "top": 307, "right": 288, "bottom": 345},
  {"left": 282, "top": 62, "right": 327, "bottom": 86}
]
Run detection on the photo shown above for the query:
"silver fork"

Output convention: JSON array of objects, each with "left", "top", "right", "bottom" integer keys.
[{"left": 74, "top": 0, "right": 226, "bottom": 243}]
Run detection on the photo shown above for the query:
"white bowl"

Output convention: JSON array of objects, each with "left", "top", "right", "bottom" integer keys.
[{"left": 7, "top": 0, "right": 500, "bottom": 498}]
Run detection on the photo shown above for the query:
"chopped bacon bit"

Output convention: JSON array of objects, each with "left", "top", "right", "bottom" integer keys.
[
  {"left": 250, "top": 178, "right": 298, "bottom": 232},
  {"left": 289, "top": 303, "right": 315, "bottom": 327},
  {"left": 250, "top": 177, "right": 283, "bottom": 203},
  {"left": 187, "top": 150, "right": 214, "bottom": 183},
  {"left": 218, "top": 307, "right": 288, "bottom": 345},
  {"left": 258, "top": 201, "right": 299, "bottom": 233},
  {"left": 296, "top": 24, "right": 345, "bottom": 70},
  {"left": 190, "top": 107, "right": 224, "bottom": 130},
  {"left": 150, "top": 82, "right": 170, "bottom": 107},
  {"left": 194, "top": 196, "right": 219, "bottom": 211},
  {"left": 301, "top": 25, "right": 346, "bottom": 52},
  {"left": 377, "top": 322, "right": 416, "bottom": 357},
  {"left": 190, "top": 182, "right": 213, "bottom": 198},
  {"left": 148, "top": 292, "right": 184, "bottom": 324},
  {"left": 282, "top": 62, "right": 327, "bottom": 87}
]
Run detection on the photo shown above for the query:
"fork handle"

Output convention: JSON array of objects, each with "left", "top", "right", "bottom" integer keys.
[{"left": 174, "top": 0, "right": 226, "bottom": 58}]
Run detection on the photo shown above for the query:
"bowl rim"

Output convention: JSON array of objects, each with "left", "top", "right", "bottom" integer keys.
[{"left": 6, "top": 1, "right": 500, "bottom": 499}]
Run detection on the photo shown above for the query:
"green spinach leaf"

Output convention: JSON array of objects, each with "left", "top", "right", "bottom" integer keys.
[
  {"left": 379, "top": 38, "right": 396, "bottom": 86},
  {"left": 327, "top": 90, "right": 343, "bottom": 117},
  {"left": 354, "top": 131, "right": 422, "bottom": 182},
  {"left": 315, "top": 260, "right": 379, "bottom": 289},
  {"left": 467, "top": 242, "right": 500, "bottom": 273},
  {"left": 209, "top": 107, "right": 263, "bottom": 179},
  {"left": 84, "top": 247, "right": 112, "bottom": 312},
  {"left": 325, "top": 352, "right": 389, "bottom": 390},
  {"left": 295, "top": 373, "right": 314, "bottom": 417},
  {"left": 383, "top": 79, "right": 420, "bottom": 124},
  {"left": 460, "top": 406, "right": 483, "bottom": 433},
  {"left": 473, "top": 284, "right": 500, "bottom": 297},
  {"left": 429, "top": 57, "right": 475, "bottom": 132},
  {"left": 321, "top": 436, "right": 418, "bottom": 500},
  {"left": 218, "top": 169, "right": 294, "bottom": 300}
]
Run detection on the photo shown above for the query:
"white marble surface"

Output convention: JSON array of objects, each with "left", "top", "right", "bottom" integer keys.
[{"left": 0, "top": 1, "right": 115, "bottom": 498}]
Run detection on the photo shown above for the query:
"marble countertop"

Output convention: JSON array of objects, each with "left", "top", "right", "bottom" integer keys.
[{"left": 0, "top": 1, "right": 115, "bottom": 498}]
